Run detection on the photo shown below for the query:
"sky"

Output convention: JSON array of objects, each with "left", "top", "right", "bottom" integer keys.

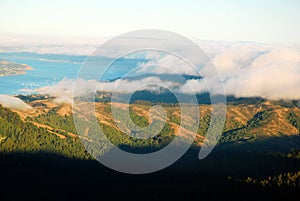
[
  {"left": 0, "top": 0, "right": 300, "bottom": 100},
  {"left": 0, "top": 0, "right": 300, "bottom": 44}
]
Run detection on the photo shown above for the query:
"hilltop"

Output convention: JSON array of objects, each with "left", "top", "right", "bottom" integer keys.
[{"left": 6, "top": 95, "right": 300, "bottom": 150}]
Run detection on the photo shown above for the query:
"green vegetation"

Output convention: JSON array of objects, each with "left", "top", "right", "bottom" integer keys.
[
  {"left": 220, "top": 110, "right": 273, "bottom": 143},
  {"left": 287, "top": 149, "right": 300, "bottom": 159},
  {"left": 16, "top": 94, "right": 50, "bottom": 102},
  {"left": 129, "top": 107, "right": 149, "bottom": 127},
  {"left": 23, "top": 103, "right": 175, "bottom": 153},
  {"left": 247, "top": 110, "right": 271, "bottom": 128},
  {"left": 288, "top": 111, "right": 300, "bottom": 133},
  {"left": 1, "top": 97, "right": 300, "bottom": 200},
  {"left": 99, "top": 105, "right": 174, "bottom": 151},
  {"left": 197, "top": 114, "right": 211, "bottom": 135},
  {"left": 28, "top": 106, "right": 77, "bottom": 133},
  {"left": 272, "top": 100, "right": 296, "bottom": 108},
  {"left": 0, "top": 104, "right": 91, "bottom": 159},
  {"left": 238, "top": 171, "right": 300, "bottom": 188}
]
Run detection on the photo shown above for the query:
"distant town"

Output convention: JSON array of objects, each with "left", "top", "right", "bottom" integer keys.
[{"left": 0, "top": 60, "right": 33, "bottom": 76}]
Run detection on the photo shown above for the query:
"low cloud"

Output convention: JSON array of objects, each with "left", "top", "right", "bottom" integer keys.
[
  {"left": 0, "top": 95, "right": 33, "bottom": 110},
  {"left": 136, "top": 53, "right": 199, "bottom": 76},
  {"left": 133, "top": 43, "right": 300, "bottom": 99},
  {"left": 210, "top": 46, "right": 300, "bottom": 99},
  {"left": 225, "top": 48, "right": 300, "bottom": 99},
  {"left": 12, "top": 38, "right": 300, "bottom": 100},
  {"left": 32, "top": 77, "right": 178, "bottom": 103}
]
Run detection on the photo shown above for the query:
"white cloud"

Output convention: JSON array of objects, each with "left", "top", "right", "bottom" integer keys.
[
  {"left": 32, "top": 77, "right": 178, "bottom": 103},
  {"left": 96, "top": 76, "right": 176, "bottom": 93},
  {"left": 177, "top": 79, "right": 207, "bottom": 94},
  {"left": 0, "top": 95, "right": 33, "bottom": 110},
  {"left": 136, "top": 43, "right": 300, "bottom": 99},
  {"left": 10, "top": 37, "right": 300, "bottom": 100},
  {"left": 221, "top": 48, "right": 300, "bottom": 99},
  {"left": 136, "top": 53, "right": 199, "bottom": 75}
]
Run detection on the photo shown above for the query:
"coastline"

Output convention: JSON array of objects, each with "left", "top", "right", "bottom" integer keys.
[{"left": 0, "top": 61, "right": 34, "bottom": 77}]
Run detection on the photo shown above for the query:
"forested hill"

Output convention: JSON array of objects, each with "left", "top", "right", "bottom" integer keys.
[
  {"left": 0, "top": 104, "right": 91, "bottom": 159},
  {"left": 1, "top": 101, "right": 300, "bottom": 201},
  {"left": 2, "top": 97, "right": 300, "bottom": 156},
  {"left": 1, "top": 99, "right": 300, "bottom": 200}
]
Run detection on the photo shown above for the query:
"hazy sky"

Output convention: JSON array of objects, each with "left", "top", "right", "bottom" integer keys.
[{"left": 0, "top": 0, "right": 299, "bottom": 44}]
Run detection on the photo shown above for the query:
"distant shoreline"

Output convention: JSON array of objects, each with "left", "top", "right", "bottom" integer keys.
[{"left": 0, "top": 60, "right": 34, "bottom": 77}]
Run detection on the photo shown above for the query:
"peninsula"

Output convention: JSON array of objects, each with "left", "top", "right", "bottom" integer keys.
[{"left": 0, "top": 60, "right": 33, "bottom": 76}]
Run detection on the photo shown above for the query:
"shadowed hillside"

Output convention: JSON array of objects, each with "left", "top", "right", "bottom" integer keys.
[
  {"left": 1, "top": 97, "right": 300, "bottom": 201},
  {"left": 1, "top": 141, "right": 300, "bottom": 201}
]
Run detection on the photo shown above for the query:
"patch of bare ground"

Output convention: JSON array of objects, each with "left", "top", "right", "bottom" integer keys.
[
  {"left": 94, "top": 103, "right": 122, "bottom": 131},
  {"left": 264, "top": 108, "right": 298, "bottom": 136},
  {"left": 199, "top": 105, "right": 212, "bottom": 116},
  {"left": 11, "top": 108, "right": 38, "bottom": 121},
  {"left": 57, "top": 104, "right": 72, "bottom": 116},
  {"left": 169, "top": 122, "right": 204, "bottom": 146},
  {"left": 227, "top": 106, "right": 257, "bottom": 125},
  {"left": 251, "top": 106, "right": 299, "bottom": 137}
]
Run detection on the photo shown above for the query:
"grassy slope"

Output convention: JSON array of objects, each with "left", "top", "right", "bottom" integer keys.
[{"left": 1, "top": 99, "right": 300, "bottom": 200}]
